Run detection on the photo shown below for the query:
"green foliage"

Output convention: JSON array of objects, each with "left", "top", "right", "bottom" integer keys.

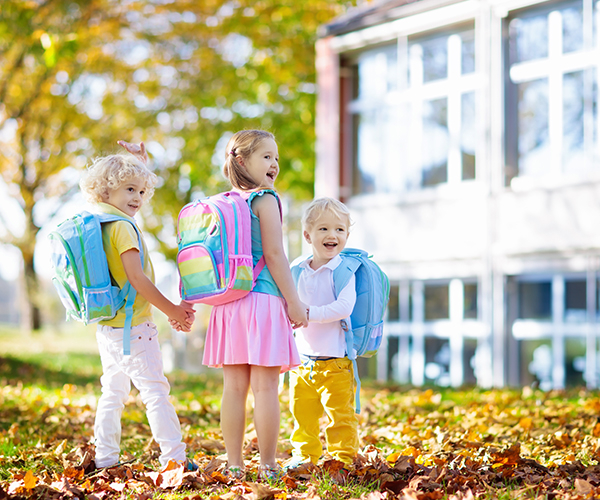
[{"left": 0, "top": 0, "right": 359, "bottom": 322}]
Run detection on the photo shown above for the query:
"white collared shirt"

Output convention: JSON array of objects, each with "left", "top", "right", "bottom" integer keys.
[{"left": 294, "top": 254, "right": 357, "bottom": 357}]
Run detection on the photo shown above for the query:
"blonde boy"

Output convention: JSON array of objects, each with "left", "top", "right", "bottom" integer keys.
[
  {"left": 287, "top": 197, "right": 359, "bottom": 469},
  {"left": 79, "top": 141, "right": 196, "bottom": 470}
]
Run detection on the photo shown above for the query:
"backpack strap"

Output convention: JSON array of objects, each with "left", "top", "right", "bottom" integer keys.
[
  {"left": 290, "top": 264, "right": 302, "bottom": 286},
  {"left": 332, "top": 254, "right": 362, "bottom": 298},
  {"left": 242, "top": 189, "right": 283, "bottom": 283},
  {"left": 333, "top": 252, "right": 364, "bottom": 414},
  {"left": 97, "top": 213, "right": 144, "bottom": 356}
]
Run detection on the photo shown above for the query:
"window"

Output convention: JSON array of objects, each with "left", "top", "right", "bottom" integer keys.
[
  {"left": 349, "top": 28, "right": 477, "bottom": 195},
  {"left": 506, "top": 1, "right": 599, "bottom": 183},
  {"left": 424, "top": 283, "right": 449, "bottom": 320},
  {"left": 518, "top": 281, "right": 552, "bottom": 319},
  {"left": 464, "top": 283, "right": 478, "bottom": 319}
]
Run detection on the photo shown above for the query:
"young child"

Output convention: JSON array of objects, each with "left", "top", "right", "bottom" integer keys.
[
  {"left": 286, "top": 197, "right": 359, "bottom": 470},
  {"left": 79, "top": 141, "right": 197, "bottom": 471},
  {"left": 202, "top": 129, "right": 308, "bottom": 480}
]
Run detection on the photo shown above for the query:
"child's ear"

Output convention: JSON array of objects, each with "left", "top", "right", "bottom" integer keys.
[{"left": 303, "top": 230, "right": 311, "bottom": 244}]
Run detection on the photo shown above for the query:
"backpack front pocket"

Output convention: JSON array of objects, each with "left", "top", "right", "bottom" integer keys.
[
  {"left": 83, "top": 284, "right": 119, "bottom": 323},
  {"left": 177, "top": 244, "right": 220, "bottom": 300}
]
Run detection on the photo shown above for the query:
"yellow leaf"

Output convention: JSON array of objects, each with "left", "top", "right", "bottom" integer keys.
[
  {"left": 386, "top": 452, "right": 401, "bottom": 462},
  {"left": 23, "top": 470, "right": 37, "bottom": 490},
  {"left": 519, "top": 417, "right": 533, "bottom": 430},
  {"left": 402, "top": 446, "right": 420, "bottom": 458}
]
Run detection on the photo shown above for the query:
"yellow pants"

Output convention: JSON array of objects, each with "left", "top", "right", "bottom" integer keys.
[{"left": 289, "top": 357, "right": 359, "bottom": 465}]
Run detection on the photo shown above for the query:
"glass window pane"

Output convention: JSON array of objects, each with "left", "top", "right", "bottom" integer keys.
[
  {"left": 518, "top": 78, "right": 549, "bottom": 177},
  {"left": 421, "top": 36, "right": 448, "bottom": 82},
  {"left": 565, "top": 279, "right": 586, "bottom": 322},
  {"left": 567, "top": 338, "right": 586, "bottom": 386},
  {"left": 509, "top": 15, "right": 549, "bottom": 63},
  {"left": 561, "top": 6, "right": 583, "bottom": 54},
  {"left": 354, "top": 112, "right": 378, "bottom": 194},
  {"left": 357, "top": 45, "right": 398, "bottom": 99},
  {"left": 518, "top": 281, "right": 551, "bottom": 320},
  {"left": 422, "top": 98, "right": 448, "bottom": 186},
  {"left": 424, "top": 283, "right": 449, "bottom": 320},
  {"left": 464, "top": 283, "right": 478, "bottom": 319},
  {"left": 563, "top": 71, "right": 585, "bottom": 173},
  {"left": 355, "top": 106, "right": 399, "bottom": 194},
  {"left": 461, "top": 92, "right": 476, "bottom": 180},
  {"left": 388, "top": 284, "right": 400, "bottom": 321},
  {"left": 523, "top": 340, "right": 552, "bottom": 389},
  {"left": 425, "top": 338, "right": 451, "bottom": 386},
  {"left": 461, "top": 31, "right": 475, "bottom": 74}
]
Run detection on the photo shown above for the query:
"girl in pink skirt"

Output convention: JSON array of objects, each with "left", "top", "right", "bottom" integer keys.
[{"left": 202, "top": 130, "right": 307, "bottom": 480}]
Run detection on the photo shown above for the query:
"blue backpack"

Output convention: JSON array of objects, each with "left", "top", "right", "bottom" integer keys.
[
  {"left": 48, "top": 211, "right": 143, "bottom": 355},
  {"left": 291, "top": 248, "right": 390, "bottom": 412}
]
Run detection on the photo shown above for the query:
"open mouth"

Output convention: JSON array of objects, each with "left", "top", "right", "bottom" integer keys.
[
  {"left": 266, "top": 172, "right": 276, "bottom": 181},
  {"left": 324, "top": 242, "right": 338, "bottom": 249}
]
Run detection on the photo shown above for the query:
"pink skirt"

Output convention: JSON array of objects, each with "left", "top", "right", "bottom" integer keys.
[{"left": 203, "top": 292, "right": 301, "bottom": 373}]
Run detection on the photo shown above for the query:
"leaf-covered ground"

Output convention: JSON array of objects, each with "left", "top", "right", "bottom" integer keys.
[{"left": 2, "top": 331, "right": 600, "bottom": 499}]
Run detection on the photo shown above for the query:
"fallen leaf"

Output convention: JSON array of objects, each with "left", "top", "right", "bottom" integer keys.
[{"left": 23, "top": 470, "right": 37, "bottom": 490}]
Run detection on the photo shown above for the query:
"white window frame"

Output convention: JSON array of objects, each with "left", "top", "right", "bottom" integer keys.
[{"left": 507, "top": 0, "right": 600, "bottom": 184}]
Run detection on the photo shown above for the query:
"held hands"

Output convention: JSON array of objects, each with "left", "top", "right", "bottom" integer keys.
[
  {"left": 168, "top": 301, "right": 196, "bottom": 333},
  {"left": 117, "top": 140, "right": 149, "bottom": 165},
  {"left": 288, "top": 300, "right": 309, "bottom": 329}
]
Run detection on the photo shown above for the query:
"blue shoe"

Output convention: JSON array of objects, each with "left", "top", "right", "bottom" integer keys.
[{"left": 185, "top": 459, "right": 199, "bottom": 472}]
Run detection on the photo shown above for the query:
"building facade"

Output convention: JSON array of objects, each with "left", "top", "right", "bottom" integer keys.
[{"left": 315, "top": 0, "right": 600, "bottom": 388}]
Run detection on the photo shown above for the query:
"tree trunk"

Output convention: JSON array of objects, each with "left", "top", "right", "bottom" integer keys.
[{"left": 22, "top": 251, "right": 42, "bottom": 331}]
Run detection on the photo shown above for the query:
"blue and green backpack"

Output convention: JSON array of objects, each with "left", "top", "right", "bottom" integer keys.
[
  {"left": 48, "top": 211, "right": 143, "bottom": 355},
  {"left": 291, "top": 248, "right": 390, "bottom": 412}
]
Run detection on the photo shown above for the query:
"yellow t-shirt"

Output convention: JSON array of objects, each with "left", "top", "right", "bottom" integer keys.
[{"left": 97, "top": 202, "right": 154, "bottom": 327}]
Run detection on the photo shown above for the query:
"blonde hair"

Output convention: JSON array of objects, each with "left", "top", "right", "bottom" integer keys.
[
  {"left": 79, "top": 154, "right": 158, "bottom": 203},
  {"left": 223, "top": 130, "right": 276, "bottom": 190},
  {"left": 302, "top": 197, "right": 352, "bottom": 231}
]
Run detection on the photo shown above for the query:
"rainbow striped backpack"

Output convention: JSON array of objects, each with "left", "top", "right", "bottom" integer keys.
[{"left": 176, "top": 190, "right": 267, "bottom": 305}]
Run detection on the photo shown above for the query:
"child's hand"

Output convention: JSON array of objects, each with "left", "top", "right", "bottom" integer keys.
[
  {"left": 117, "top": 140, "right": 149, "bottom": 165},
  {"left": 170, "top": 319, "right": 185, "bottom": 332},
  {"left": 168, "top": 302, "right": 195, "bottom": 333},
  {"left": 288, "top": 300, "right": 308, "bottom": 329}
]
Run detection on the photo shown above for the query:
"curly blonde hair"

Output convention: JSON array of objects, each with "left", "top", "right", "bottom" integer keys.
[
  {"left": 223, "top": 130, "right": 276, "bottom": 190},
  {"left": 301, "top": 197, "right": 352, "bottom": 232},
  {"left": 79, "top": 154, "right": 158, "bottom": 203}
]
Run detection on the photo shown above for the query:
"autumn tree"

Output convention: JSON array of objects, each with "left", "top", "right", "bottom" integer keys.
[
  {"left": 0, "top": 0, "right": 167, "bottom": 330},
  {"left": 0, "top": 0, "right": 358, "bottom": 330}
]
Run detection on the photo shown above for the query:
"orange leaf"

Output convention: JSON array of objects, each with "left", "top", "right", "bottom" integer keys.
[
  {"left": 402, "top": 446, "right": 420, "bottom": 458},
  {"left": 23, "top": 470, "right": 37, "bottom": 490},
  {"left": 519, "top": 417, "right": 533, "bottom": 430}
]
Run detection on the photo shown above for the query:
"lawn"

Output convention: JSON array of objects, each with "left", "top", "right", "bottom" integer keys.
[{"left": 1, "top": 324, "right": 600, "bottom": 499}]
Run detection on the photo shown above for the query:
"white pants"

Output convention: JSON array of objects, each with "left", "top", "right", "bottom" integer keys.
[{"left": 94, "top": 322, "right": 186, "bottom": 468}]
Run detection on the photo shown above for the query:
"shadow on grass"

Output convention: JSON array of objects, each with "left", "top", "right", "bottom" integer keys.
[{"left": 0, "top": 353, "right": 102, "bottom": 389}]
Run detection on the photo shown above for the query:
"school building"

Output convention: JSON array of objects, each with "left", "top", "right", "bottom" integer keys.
[{"left": 315, "top": 0, "right": 600, "bottom": 388}]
